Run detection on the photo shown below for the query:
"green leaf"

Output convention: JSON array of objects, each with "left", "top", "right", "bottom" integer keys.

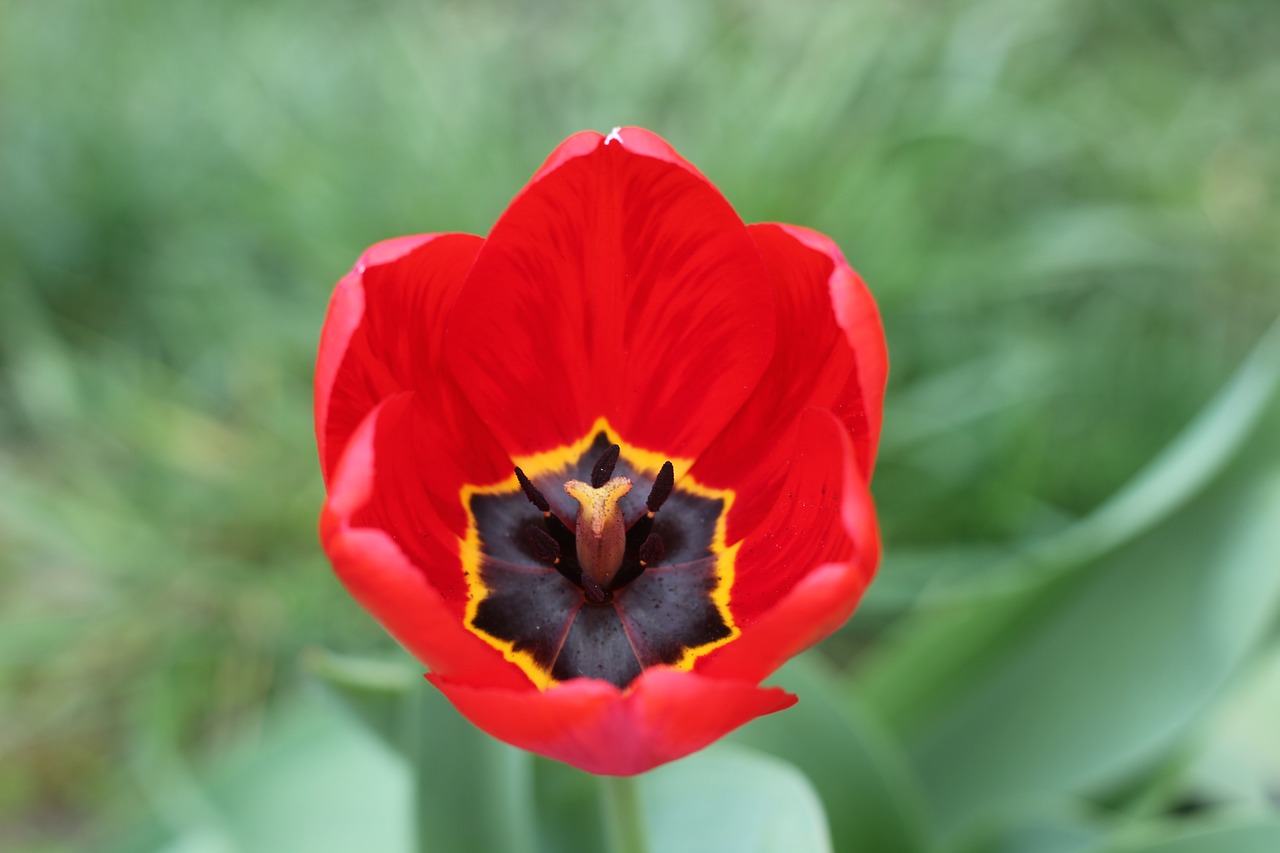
[
  {"left": 951, "top": 801, "right": 1106, "bottom": 853},
  {"left": 206, "top": 695, "right": 412, "bottom": 853},
  {"left": 865, "top": 460, "right": 1280, "bottom": 834},
  {"left": 304, "top": 647, "right": 417, "bottom": 748},
  {"left": 1102, "top": 819, "right": 1280, "bottom": 853},
  {"left": 857, "top": 324, "right": 1280, "bottom": 835},
  {"left": 732, "top": 657, "right": 931, "bottom": 853},
  {"left": 925, "top": 317, "right": 1280, "bottom": 605},
  {"left": 1181, "top": 640, "right": 1280, "bottom": 813},
  {"left": 638, "top": 744, "right": 833, "bottom": 853},
  {"left": 307, "top": 649, "right": 538, "bottom": 853}
]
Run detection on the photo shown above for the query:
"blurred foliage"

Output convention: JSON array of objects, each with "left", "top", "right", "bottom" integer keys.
[{"left": 1, "top": 0, "right": 1277, "bottom": 850}]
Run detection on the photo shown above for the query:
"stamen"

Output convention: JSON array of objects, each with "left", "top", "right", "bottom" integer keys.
[
  {"left": 514, "top": 466, "right": 550, "bottom": 514},
  {"left": 525, "top": 524, "right": 561, "bottom": 565},
  {"left": 646, "top": 461, "right": 674, "bottom": 515},
  {"left": 590, "top": 443, "right": 621, "bottom": 488},
  {"left": 638, "top": 532, "right": 664, "bottom": 567},
  {"left": 581, "top": 573, "right": 611, "bottom": 605}
]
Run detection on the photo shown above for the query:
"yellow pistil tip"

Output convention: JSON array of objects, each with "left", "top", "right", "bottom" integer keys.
[
  {"left": 564, "top": 477, "right": 632, "bottom": 537},
  {"left": 564, "top": 476, "right": 632, "bottom": 587}
]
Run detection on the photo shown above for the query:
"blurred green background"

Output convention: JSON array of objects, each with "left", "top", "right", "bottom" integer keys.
[{"left": 3, "top": 0, "right": 1279, "bottom": 851}]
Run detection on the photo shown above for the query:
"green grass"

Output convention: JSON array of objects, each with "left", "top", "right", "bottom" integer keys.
[{"left": 2, "top": 0, "right": 1278, "bottom": 850}]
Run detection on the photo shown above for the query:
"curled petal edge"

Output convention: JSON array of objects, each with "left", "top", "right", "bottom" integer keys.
[
  {"left": 771, "top": 223, "right": 889, "bottom": 474},
  {"left": 526, "top": 126, "right": 713, "bottom": 190},
  {"left": 314, "top": 233, "right": 443, "bottom": 483},
  {"left": 428, "top": 666, "right": 797, "bottom": 776},
  {"left": 699, "top": 407, "right": 881, "bottom": 683},
  {"left": 321, "top": 397, "right": 530, "bottom": 690}
]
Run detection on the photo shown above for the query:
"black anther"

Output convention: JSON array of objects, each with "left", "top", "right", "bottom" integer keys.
[
  {"left": 638, "top": 532, "right": 665, "bottom": 567},
  {"left": 646, "top": 461, "right": 674, "bottom": 513},
  {"left": 581, "top": 573, "right": 611, "bottom": 604},
  {"left": 525, "top": 524, "right": 561, "bottom": 565},
  {"left": 591, "top": 444, "right": 621, "bottom": 488},
  {"left": 514, "top": 466, "right": 550, "bottom": 512}
]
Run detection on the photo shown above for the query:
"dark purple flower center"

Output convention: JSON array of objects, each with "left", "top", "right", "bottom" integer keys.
[{"left": 466, "top": 431, "right": 733, "bottom": 688}]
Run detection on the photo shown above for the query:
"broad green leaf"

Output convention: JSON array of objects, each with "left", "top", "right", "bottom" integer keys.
[
  {"left": 923, "top": 317, "right": 1280, "bottom": 605},
  {"left": 307, "top": 647, "right": 538, "bottom": 853},
  {"left": 864, "top": 460, "right": 1280, "bottom": 834},
  {"left": 1181, "top": 640, "right": 1280, "bottom": 813},
  {"left": 951, "top": 801, "right": 1106, "bottom": 853},
  {"left": 1101, "top": 819, "right": 1280, "bottom": 853},
  {"left": 639, "top": 744, "right": 833, "bottom": 853},
  {"left": 205, "top": 695, "right": 411, "bottom": 853},
  {"left": 858, "top": 322, "right": 1280, "bottom": 836},
  {"left": 732, "top": 657, "right": 930, "bottom": 853},
  {"left": 304, "top": 647, "right": 416, "bottom": 748}
]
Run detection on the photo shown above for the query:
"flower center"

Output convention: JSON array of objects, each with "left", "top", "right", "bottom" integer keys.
[
  {"left": 513, "top": 443, "right": 674, "bottom": 605},
  {"left": 460, "top": 424, "right": 739, "bottom": 689}
]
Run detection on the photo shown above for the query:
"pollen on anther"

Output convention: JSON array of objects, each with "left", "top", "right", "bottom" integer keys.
[
  {"left": 638, "top": 532, "right": 665, "bottom": 567},
  {"left": 514, "top": 466, "right": 551, "bottom": 513},
  {"left": 591, "top": 444, "right": 621, "bottom": 488},
  {"left": 526, "top": 524, "right": 561, "bottom": 565},
  {"left": 646, "top": 461, "right": 675, "bottom": 514}
]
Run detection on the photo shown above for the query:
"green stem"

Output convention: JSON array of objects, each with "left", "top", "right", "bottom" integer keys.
[
  {"left": 406, "top": 687, "right": 536, "bottom": 853},
  {"left": 600, "top": 775, "right": 647, "bottom": 853}
]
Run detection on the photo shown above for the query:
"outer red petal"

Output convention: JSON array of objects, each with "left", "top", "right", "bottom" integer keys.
[
  {"left": 445, "top": 127, "right": 777, "bottom": 460},
  {"left": 316, "top": 232, "right": 510, "bottom": 540},
  {"left": 321, "top": 399, "right": 529, "bottom": 690},
  {"left": 428, "top": 667, "right": 796, "bottom": 775},
  {"left": 777, "top": 222, "right": 888, "bottom": 466},
  {"left": 315, "top": 232, "right": 492, "bottom": 469},
  {"left": 706, "top": 407, "right": 880, "bottom": 632},
  {"left": 697, "top": 564, "right": 869, "bottom": 685},
  {"left": 690, "top": 222, "right": 887, "bottom": 542}
]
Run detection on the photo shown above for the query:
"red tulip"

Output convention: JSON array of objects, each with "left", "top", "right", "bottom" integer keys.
[{"left": 315, "top": 127, "right": 886, "bottom": 775}]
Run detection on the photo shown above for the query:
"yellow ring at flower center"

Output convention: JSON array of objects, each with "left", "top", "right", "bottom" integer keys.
[{"left": 458, "top": 417, "right": 739, "bottom": 690}]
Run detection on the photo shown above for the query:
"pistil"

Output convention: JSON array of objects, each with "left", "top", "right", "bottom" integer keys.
[
  {"left": 514, "top": 445, "right": 674, "bottom": 603},
  {"left": 564, "top": 476, "right": 632, "bottom": 590}
]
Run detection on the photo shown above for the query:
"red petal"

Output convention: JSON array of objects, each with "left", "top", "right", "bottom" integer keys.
[
  {"left": 445, "top": 127, "right": 776, "bottom": 459},
  {"left": 698, "top": 563, "right": 868, "bottom": 685},
  {"left": 343, "top": 392, "right": 507, "bottom": 603},
  {"left": 321, "top": 400, "right": 529, "bottom": 689},
  {"left": 690, "top": 222, "right": 887, "bottom": 542},
  {"left": 707, "top": 407, "right": 880, "bottom": 632},
  {"left": 428, "top": 667, "right": 796, "bottom": 775},
  {"left": 316, "top": 232, "right": 512, "bottom": 543},
  {"left": 775, "top": 223, "right": 888, "bottom": 468},
  {"left": 315, "top": 232, "right": 494, "bottom": 483}
]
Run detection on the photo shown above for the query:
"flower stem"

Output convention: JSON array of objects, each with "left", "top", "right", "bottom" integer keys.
[
  {"left": 405, "top": 687, "right": 537, "bottom": 853},
  {"left": 600, "top": 775, "right": 647, "bottom": 853}
]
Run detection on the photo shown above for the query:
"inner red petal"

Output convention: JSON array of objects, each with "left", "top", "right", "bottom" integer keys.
[
  {"left": 445, "top": 131, "right": 777, "bottom": 461},
  {"left": 690, "top": 222, "right": 886, "bottom": 542},
  {"left": 318, "top": 232, "right": 485, "bottom": 480},
  {"left": 351, "top": 392, "right": 509, "bottom": 607},
  {"left": 725, "top": 409, "right": 868, "bottom": 625}
]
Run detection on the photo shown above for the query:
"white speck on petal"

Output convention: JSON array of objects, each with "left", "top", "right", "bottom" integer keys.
[{"left": 603, "top": 127, "right": 624, "bottom": 146}]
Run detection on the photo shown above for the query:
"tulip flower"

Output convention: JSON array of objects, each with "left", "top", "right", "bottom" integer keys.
[{"left": 315, "top": 127, "right": 886, "bottom": 775}]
